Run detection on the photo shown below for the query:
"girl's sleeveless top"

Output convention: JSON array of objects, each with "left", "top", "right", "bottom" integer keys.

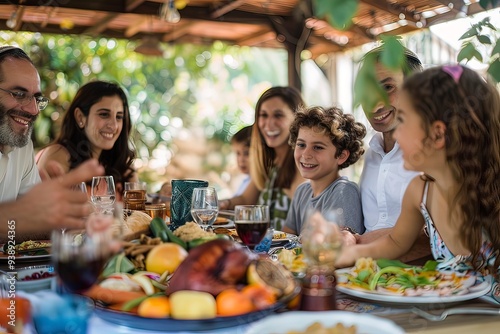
[{"left": 420, "top": 181, "right": 500, "bottom": 304}]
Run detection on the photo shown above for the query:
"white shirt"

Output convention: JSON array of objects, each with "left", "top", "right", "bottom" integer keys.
[
  {"left": 359, "top": 133, "right": 420, "bottom": 232},
  {"left": 234, "top": 174, "right": 251, "bottom": 197},
  {"left": 0, "top": 141, "right": 41, "bottom": 202}
]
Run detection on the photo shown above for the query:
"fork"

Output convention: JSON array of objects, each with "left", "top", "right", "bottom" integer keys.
[{"left": 411, "top": 307, "right": 500, "bottom": 321}]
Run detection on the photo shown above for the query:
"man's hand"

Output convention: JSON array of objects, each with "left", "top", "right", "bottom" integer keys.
[
  {"left": 10, "top": 159, "right": 104, "bottom": 233},
  {"left": 39, "top": 160, "right": 66, "bottom": 180}
]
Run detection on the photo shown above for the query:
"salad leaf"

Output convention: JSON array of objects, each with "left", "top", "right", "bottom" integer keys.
[
  {"left": 357, "top": 269, "right": 373, "bottom": 282},
  {"left": 376, "top": 259, "right": 413, "bottom": 269},
  {"left": 422, "top": 260, "right": 438, "bottom": 272}
]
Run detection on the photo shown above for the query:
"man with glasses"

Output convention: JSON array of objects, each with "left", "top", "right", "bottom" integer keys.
[{"left": 0, "top": 46, "right": 103, "bottom": 242}]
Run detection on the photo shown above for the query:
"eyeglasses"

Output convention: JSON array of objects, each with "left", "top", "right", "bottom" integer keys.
[{"left": 0, "top": 87, "right": 49, "bottom": 111}]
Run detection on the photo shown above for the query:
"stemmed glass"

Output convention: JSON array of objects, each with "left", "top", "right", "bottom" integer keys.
[
  {"left": 234, "top": 205, "right": 270, "bottom": 250},
  {"left": 190, "top": 187, "right": 218, "bottom": 231},
  {"left": 299, "top": 209, "right": 344, "bottom": 311},
  {"left": 60, "top": 182, "right": 89, "bottom": 234},
  {"left": 300, "top": 210, "right": 343, "bottom": 267},
  {"left": 51, "top": 203, "right": 123, "bottom": 294},
  {"left": 91, "top": 176, "right": 116, "bottom": 214}
]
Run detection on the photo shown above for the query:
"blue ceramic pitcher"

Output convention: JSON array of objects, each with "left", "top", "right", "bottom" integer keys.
[{"left": 170, "top": 179, "right": 208, "bottom": 230}]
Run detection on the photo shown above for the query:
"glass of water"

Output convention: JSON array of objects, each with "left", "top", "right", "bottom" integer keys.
[
  {"left": 190, "top": 187, "right": 218, "bottom": 230},
  {"left": 91, "top": 176, "right": 116, "bottom": 214}
]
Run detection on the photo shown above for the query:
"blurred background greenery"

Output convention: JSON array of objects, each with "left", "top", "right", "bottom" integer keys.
[{"left": 2, "top": 32, "right": 289, "bottom": 196}]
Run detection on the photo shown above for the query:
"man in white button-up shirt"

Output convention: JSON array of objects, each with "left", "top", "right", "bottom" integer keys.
[
  {"left": 354, "top": 46, "right": 430, "bottom": 261},
  {"left": 0, "top": 46, "right": 103, "bottom": 243}
]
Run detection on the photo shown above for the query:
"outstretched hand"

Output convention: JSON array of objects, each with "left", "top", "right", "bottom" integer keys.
[{"left": 17, "top": 159, "right": 104, "bottom": 232}]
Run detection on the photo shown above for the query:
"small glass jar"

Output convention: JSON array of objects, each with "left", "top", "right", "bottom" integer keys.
[{"left": 299, "top": 265, "right": 337, "bottom": 311}]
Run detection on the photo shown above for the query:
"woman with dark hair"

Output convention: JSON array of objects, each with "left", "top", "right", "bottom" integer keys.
[
  {"left": 36, "top": 81, "right": 136, "bottom": 198},
  {"left": 220, "top": 86, "right": 306, "bottom": 230}
]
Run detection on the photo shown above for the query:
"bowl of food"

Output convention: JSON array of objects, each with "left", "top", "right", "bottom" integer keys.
[{"left": 16, "top": 265, "right": 55, "bottom": 293}]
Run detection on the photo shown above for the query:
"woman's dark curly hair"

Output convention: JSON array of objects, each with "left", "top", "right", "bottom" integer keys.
[
  {"left": 55, "top": 80, "right": 136, "bottom": 184},
  {"left": 289, "top": 106, "right": 366, "bottom": 169},
  {"left": 403, "top": 65, "right": 500, "bottom": 273}
]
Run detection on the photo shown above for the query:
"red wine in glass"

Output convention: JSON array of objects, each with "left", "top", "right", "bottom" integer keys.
[
  {"left": 51, "top": 229, "right": 113, "bottom": 293},
  {"left": 55, "top": 256, "right": 108, "bottom": 293},
  {"left": 235, "top": 220, "right": 271, "bottom": 249}
]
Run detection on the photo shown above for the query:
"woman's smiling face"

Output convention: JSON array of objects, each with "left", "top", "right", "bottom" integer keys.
[
  {"left": 257, "top": 96, "right": 295, "bottom": 150},
  {"left": 79, "top": 95, "right": 124, "bottom": 157}
]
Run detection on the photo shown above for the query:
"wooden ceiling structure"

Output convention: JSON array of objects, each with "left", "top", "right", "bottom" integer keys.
[{"left": 0, "top": 0, "right": 497, "bottom": 90}]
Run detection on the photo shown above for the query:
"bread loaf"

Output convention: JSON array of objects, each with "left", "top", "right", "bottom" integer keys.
[{"left": 113, "top": 210, "right": 152, "bottom": 240}]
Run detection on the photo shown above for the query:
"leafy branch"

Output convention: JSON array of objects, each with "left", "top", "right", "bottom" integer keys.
[
  {"left": 457, "top": 16, "right": 500, "bottom": 82},
  {"left": 313, "top": 0, "right": 500, "bottom": 116}
]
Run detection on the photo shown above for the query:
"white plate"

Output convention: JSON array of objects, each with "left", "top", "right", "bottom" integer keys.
[
  {"left": 272, "top": 232, "right": 297, "bottom": 246},
  {"left": 16, "top": 265, "right": 55, "bottom": 293},
  {"left": 245, "top": 311, "right": 404, "bottom": 334},
  {"left": 336, "top": 268, "right": 492, "bottom": 304}
]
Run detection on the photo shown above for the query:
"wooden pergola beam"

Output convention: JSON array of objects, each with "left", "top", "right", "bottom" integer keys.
[
  {"left": 125, "top": 0, "right": 146, "bottom": 12},
  {"left": 162, "top": 22, "right": 197, "bottom": 42},
  {"left": 83, "top": 13, "right": 119, "bottom": 35},
  {"left": 360, "top": 0, "right": 420, "bottom": 23},
  {"left": 211, "top": 0, "right": 248, "bottom": 19},
  {"left": 237, "top": 29, "right": 276, "bottom": 46},
  {"left": 125, "top": 17, "right": 149, "bottom": 38}
]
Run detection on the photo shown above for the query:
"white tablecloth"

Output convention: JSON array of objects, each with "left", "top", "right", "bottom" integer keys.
[
  {"left": 89, "top": 315, "right": 250, "bottom": 334},
  {"left": 20, "top": 290, "right": 251, "bottom": 334}
]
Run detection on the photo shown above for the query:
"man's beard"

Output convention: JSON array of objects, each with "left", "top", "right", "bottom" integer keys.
[{"left": 0, "top": 104, "right": 37, "bottom": 148}]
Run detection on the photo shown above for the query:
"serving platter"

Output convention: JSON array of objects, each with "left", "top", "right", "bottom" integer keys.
[
  {"left": 94, "top": 286, "right": 300, "bottom": 332},
  {"left": 336, "top": 268, "right": 491, "bottom": 304},
  {"left": 0, "top": 240, "right": 52, "bottom": 263},
  {"left": 245, "top": 311, "right": 404, "bottom": 334}
]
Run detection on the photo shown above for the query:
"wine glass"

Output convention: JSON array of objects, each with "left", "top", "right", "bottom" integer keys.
[
  {"left": 300, "top": 209, "right": 344, "bottom": 267},
  {"left": 190, "top": 187, "right": 218, "bottom": 230},
  {"left": 91, "top": 176, "right": 116, "bottom": 214},
  {"left": 51, "top": 203, "right": 122, "bottom": 294},
  {"left": 51, "top": 227, "right": 109, "bottom": 293},
  {"left": 60, "top": 182, "right": 89, "bottom": 234},
  {"left": 298, "top": 209, "right": 344, "bottom": 311},
  {"left": 234, "top": 205, "right": 270, "bottom": 250}
]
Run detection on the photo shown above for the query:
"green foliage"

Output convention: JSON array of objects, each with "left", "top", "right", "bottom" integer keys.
[
  {"left": 353, "top": 36, "right": 405, "bottom": 116},
  {"left": 379, "top": 35, "right": 405, "bottom": 70},
  {"left": 314, "top": 0, "right": 358, "bottom": 30},
  {"left": 458, "top": 17, "right": 499, "bottom": 82},
  {"left": 0, "top": 31, "right": 287, "bottom": 185}
]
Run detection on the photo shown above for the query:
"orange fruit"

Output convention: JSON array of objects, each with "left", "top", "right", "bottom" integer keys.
[
  {"left": 145, "top": 243, "right": 188, "bottom": 275},
  {"left": 0, "top": 297, "right": 31, "bottom": 333},
  {"left": 216, "top": 288, "right": 255, "bottom": 316},
  {"left": 137, "top": 296, "right": 170, "bottom": 318},
  {"left": 241, "top": 284, "right": 277, "bottom": 310}
]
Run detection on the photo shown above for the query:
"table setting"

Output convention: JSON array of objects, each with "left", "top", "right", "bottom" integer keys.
[{"left": 2, "top": 179, "right": 500, "bottom": 334}]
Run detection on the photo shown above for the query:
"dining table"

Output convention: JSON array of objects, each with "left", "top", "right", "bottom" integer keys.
[
  {"left": 17, "top": 289, "right": 499, "bottom": 334},
  {"left": 6, "top": 223, "right": 500, "bottom": 334}
]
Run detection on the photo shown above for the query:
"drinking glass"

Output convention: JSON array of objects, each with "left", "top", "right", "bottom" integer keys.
[
  {"left": 51, "top": 205, "right": 122, "bottom": 293},
  {"left": 63, "top": 182, "right": 89, "bottom": 234},
  {"left": 123, "top": 181, "right": 147, "bottom": 211},
  {"left": 298, "top": 209, "right": 344, "bottom": 311},
  {"left": 51, "top": 229, "right": 109, "bottom": 293},
  {"left": 300, "top": 209, "right": 344, "bottom": 267},
  {"left": 234, "top": 205, "right": 270, "bottom": 250},
  {"left": 190, "top": 187, "right": 218, "bottom": 230},
  {"left": 91, "top": 176, "right": 116, "bottom": 214}
]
